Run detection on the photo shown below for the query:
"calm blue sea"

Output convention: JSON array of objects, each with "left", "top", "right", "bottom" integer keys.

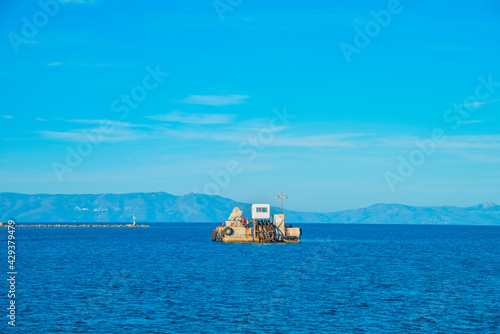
[{"left": 3, "top": 223, "right": 500, "bottom": 333}]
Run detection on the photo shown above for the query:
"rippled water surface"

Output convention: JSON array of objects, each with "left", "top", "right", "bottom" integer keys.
[{"left": 5, "top": 224, "right": 500, "bottom": 333}]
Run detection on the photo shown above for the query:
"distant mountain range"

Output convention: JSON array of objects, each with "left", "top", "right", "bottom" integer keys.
[{"left": 0, "top": 192, "right": 499, "bottom": 225}]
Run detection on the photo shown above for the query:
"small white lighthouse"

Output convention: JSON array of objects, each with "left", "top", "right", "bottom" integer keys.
[{"left": 133, "top": 215, "right": 136, "bottom": 226}]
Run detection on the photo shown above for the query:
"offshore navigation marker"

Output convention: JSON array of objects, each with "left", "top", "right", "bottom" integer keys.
[{"left": 211, "top": 193, "right": 302, "bottom": 243}]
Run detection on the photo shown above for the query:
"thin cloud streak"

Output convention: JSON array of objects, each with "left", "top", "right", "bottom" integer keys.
[
  {"left": 179, "top": 94, "right": 250, "bottom": 106},
  {"left": 59, "top": 119, "right": 140, "bottom": 127},
  {"left": 36, "top": 119, "right": 153, "bottom": 143},
  {"left": 458, "top": 119, "right": 492, "bottom": 125},
  {"left": 271, "top": 134, "right": 369, "bottom": 148},
  {"left": 163, "top": 129, "right": 369, "bottom": 148},
  {"left": 148, "top": 111, "right": 236, "bottom": 124},
  {"left": 35, "top": 119, "right": 500, "bottom": 150},
  {"left": 378, "top": 135, "right": 500, "bottom": 150},
  {"left": 460, "top": 99, "right": 500, "bottom": 108},
  {"left": 36, "top": 128, "right": 147, "bottom": 142},
  {"left": 47, "top": 62, "right": 117, "bottom": 67}
]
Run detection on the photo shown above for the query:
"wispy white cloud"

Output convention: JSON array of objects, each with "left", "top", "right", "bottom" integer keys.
[
  {"left": 460, "top": 99, "right": 500, "bottom": 108},
  {"left": 148, "top": 111, "right": 236, "bottom": 124},
  {"left": 179, "top": 94, "right": 250, "bottom": 106},
  {"left": 37, "top": 131, "right": 87, "bottom": 141},
  {"left": 37, "top": 128, "right": 144, "bottom": 142},
  {"left": 59, "top": 119, "right": 140, "bottom": 127},
  {"left": 37, "top": 119, "right": 149, "bottom": 142},
  {"left": 2, "top": 115, "right": 13, "bottom": 119},
  {"left": 35, "top": 113, "right": 500, "bottom": 152},
  {"left": 36, "top": 118, "right": 47, "bottom": 122},
  {"left": 159, "top": 126, "right": 500, "bottom": 150},
  {"left": 48, "top": 61, "right": 116, "bottom": 67},
  {"left": 463, "top": 101, "right": 488, "bottom": 108},
  {"left": 378, "top": 134, "right": 500, "bottom": 150},
  {"left": 271, "top": 133, "right": 369, "bottom": 148},
  {"left": 162, "top": 128, "right": 368, "bottom": 147},
  {"left": 92, "top": 63, "right": 116, "bottom": 67},
  {"left": 458, "top": 119, "right": 492, "bottom": 125},
  {"left": 18, "top": 40, "right": 39, "bottom": 46},
  {"left": 161, "top": 128, "right": 246, "bottom": 142},
  {"left": 454, "top": 151, "right": 500, "bottom": 164},
  {"left": 441, "top": 135, "right": 500, "bottom": 149}
]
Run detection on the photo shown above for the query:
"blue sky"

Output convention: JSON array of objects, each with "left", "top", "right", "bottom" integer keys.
[{"left": 1, "top": 0, "right": 499, "bottom": 212}]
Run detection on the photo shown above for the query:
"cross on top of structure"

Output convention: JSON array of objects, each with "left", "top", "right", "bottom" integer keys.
[{"left": 275, "top": 192, "right": 288, "bottom": 214}]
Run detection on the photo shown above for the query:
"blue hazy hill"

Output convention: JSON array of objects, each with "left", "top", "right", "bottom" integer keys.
[{"left": 0, "top": 192, "right": 499, "bottom": 225}]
